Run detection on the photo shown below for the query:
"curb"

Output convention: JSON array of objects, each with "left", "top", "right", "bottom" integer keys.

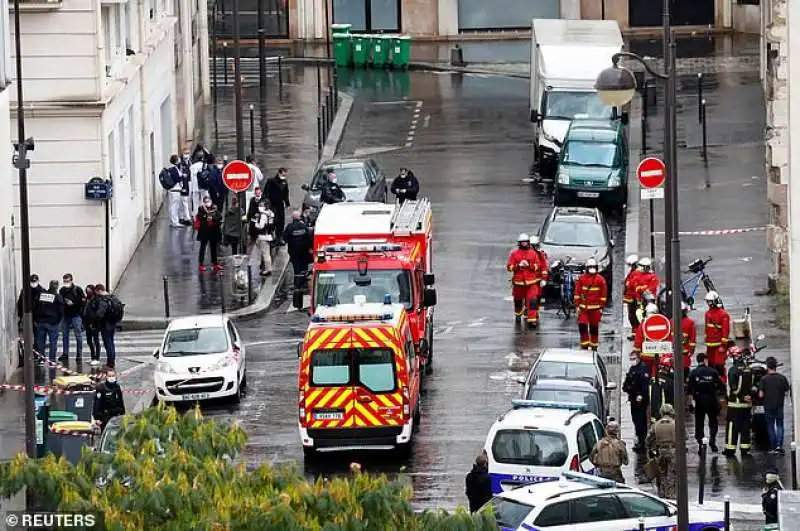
[
  {"left": 119, "top": 93, "right": 354, "bottom": 332},
  {"left": 281, "top": 56, "right": 530, "bottom": 79}
]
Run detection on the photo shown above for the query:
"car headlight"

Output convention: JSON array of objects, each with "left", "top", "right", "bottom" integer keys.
[
  {"left": 607, "top": 174, "right": 621, "bottom": 187},
  {"left": 156, "top": 361, "right": 176, "bottom": 373},
  {"left": 211, "top": 356, "right": 236, "bottom": 371},
  {"left": 557, "top": 171, "right": 570, "bottom": 185}
]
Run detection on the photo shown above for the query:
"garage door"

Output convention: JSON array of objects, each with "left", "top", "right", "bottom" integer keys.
[{"left": 457, "top": 0, "right": 560, "bottom": 30}]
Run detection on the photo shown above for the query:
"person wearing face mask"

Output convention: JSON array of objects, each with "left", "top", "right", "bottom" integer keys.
[
  {"left": 574, "top": 258, "right": 608, "bottom": 350},
  {"left": 266, "top": 167, "right": 290, "bottom": 244},
  {"left": 34, "top": 280, "right": 65, "bottom": 362},
  {"left": 506, "top": 233, "right": 541, "bottom": 326},
  {"left": 223, "top": 196, "right": 245, "bottom": 255},
  {"left": 17, "top": 273, "right": 45, "bottom": 333},
  {"left": 390, "top": 167, "right": 420, "bottom": 204},
  {"left": 58, "top": 273, "right": 85, "bottom": 362},
  {"left": 166, "top": 154, "right": 191, "bottom": 227},
  {"left": 188, "top": 148, "right": 207, "bottom": 213},
  {"left": 83, "top": 284, "right": 102, "bottom": 361},
  {"left": 92, "top": 370, "right": 125, "bottom": 431},
  {"left": 205, "top": 154, "right": 228, "bottom": 210},
  {"left": 320, "top": 171, "right": 345, "bottom": 204},
  {"left": 196, "top": 197, "right": 223, "bottom": 273},
  {"left": 247, "top": 186, "right": 265, "bottom": 222},
  {"left": 623, "top": 351, "right": 651, "bottom": 452},
  {"left": 249, "top": 199, "right": 274, "bottom": 276}
]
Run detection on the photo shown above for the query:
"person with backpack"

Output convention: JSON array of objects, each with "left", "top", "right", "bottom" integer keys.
[
  {"left": 58, "top": 273, "right": 85, "bottom": 362},
  {"left": 85, "top": 284, "right": 124, "bottom": 369},
  {"left": 83, "top": 284, "right": 102, "bottom": 361},
  {"left": 223, "top": 196, "right": 244, "bottom": 255},
  {"left": 206, "top": 155, "right": 228, "bottom": 211},
  {"left": 161, "top": 154, "right": 190, "bottom": 227},
  {"left": 248, "top": 197, "right": 274, "bottom": 276},
  {"left": 195, "top": 196, "right": 223, "bottom": 272},
  {"left": 189, "top": 150, "right": 209, "bottom": 214}
]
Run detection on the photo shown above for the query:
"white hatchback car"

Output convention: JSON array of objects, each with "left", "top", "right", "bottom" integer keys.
[
  {"left": 483, "top": 471, "right": 726, "bottom": 531},
  {"left": 153, "top": 315, "right": 246, "bottom": 403},
  {"left": 484, "top": 400, "right": 604, "bottom": 495}
]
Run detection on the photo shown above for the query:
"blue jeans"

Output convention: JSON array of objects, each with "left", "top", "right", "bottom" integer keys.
[
  {"left": 35, "top": 322, "right": 60, "bottom": 361},
  {"left": 100, "top": 322, "right": 117, "bottom": 368},
  {"left": 62, "top": 315, "right": 83, "bottom": 358},
  {"left": 765, "top": 407, "right": 785, "bottom": 449}
]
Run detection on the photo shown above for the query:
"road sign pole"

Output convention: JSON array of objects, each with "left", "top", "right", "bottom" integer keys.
[{"left": 649, "top": 199, "right": 655, "bottom": 260}]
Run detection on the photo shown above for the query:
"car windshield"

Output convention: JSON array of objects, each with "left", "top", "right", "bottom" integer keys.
[
  {"left": 527, "top": 388, "right": 601, "bottom": 418},
  {"left": 543, "top": 220, "right": 607, "bottom": 247},
  {"left": 311, "top": 167, "right": 367, "bottom": 189},
  {"left": 491, "top": 429, "right": 568, "bottom": 466},
  {"left": 310, "top": 348, "right": 396, "bottom": 393},
  {"left": 544, "top": 91, "right": 613, "bottom": 120},
  {"left": 314, "top": 269, "right": 413, "bottom": 310},
  {"left": 163, "top": 327, "right": 228, "bottom": 356},
  {"left": 485, "top": 498, "right": 535, "bottom": 529},
  {"left": 535, "top": 361, "right": 597, "bottom": 382},
  {"left": 99, "top": 420, "right": 123, "bottom": 453},
  {"left": 563, "top": 141, "right": 617, "bottom": 167}
]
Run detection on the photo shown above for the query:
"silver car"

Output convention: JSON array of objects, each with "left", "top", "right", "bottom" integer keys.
[{"left": 300, "top": 158, "right": 388, "bottom": 214}]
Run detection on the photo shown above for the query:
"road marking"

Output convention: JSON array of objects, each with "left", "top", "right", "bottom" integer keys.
[
  {"left": 405, "top": 102, "right": 423, "bottom": 148},
  {"left": 415, "top": 101, "right": 423, "bottom": 109},
  {"left": 423, "top": 114, "right": 431, "bottom": 128},
  {"left": 120, "top": 359, "right": 155, "bottom": 377},
  {"left": 245, "top": 338, "right": 304, "bottom": 347},
  {"left": 353, "top": 146, "right": 404, "bottom": 157},
  {"left": 370, "top": 100, "right": 411, "bottom": 106}
]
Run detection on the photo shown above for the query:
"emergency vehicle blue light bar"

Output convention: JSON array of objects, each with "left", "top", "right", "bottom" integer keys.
[
  {"left": 511, "top": 400, "right": 588, "bottom": 412},
  {"left": 323, "top": 244, "right": 403, "bottom": 253},
  {"left": 561, "top": 471, "right": 616, "bottom": 488},
  {"left": 311, "top": 312, "right": 394, "bottom": 323}
]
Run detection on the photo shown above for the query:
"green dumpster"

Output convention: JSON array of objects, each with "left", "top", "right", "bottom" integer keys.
[
  {"left": 49, "top": 421, "right": 96, "bottom": 465},
  {"left": 46, "top": 410, "right": 78, "bottom": 458},
  {"left": 371, "top": 35, "right": 391, "bottom": 68},
  {"left": 330, "top": 23, "right": 351, "bottom": 35},
  {"left": 391, "top": 35, "right": 411, "bottom": 68},
  {"left": 333, "top": 34, "right": 352, "bottom": 67},
  {"left": 352, "top": 35, "right": 369, "bottom": 67}
]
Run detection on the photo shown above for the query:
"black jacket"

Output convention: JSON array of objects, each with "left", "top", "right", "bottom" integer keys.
[
  {"left": 320, "top": 181, "right": 345, "bottom": 204},
  {"left": 93, "top": 380, "right": 125, "bottom": 425},
  {"left": 465, "top": 464, "right": 492, "bottom": 513},
  {"left": 17, "top": 284, "right": 45, "bottom": 319},
  {"left": 390, "top": 172, "right": 420, "bottom": 201},
  {"left": 85, "top": 294, "right": 115, "bottom": 325},
  {"left": 196, "top": 205, "right": 222, "bottom": 242},
  {"left": 247, "top": 196, "right": 266, "bottom": 222},
  {"left": 623, "top": 361, "right": 650, "bottom": 404},
  {"left": 688, "top": 364, "right": 723, "bottom": 403},
  {"left": 59, "top": 285, "right": 86, "bottom": 319},
  {"left": 762, "top": 484, "right": 781, "bottom": 524},
  {"left": 266, "top": 175, "right": 290, "bottom": 210},
  {"left": 649, "top": 372, "right": 675, "bottom": 418},
  {"left": 283, "top": 219, "right": 312, "bottom": 257},
  {"left": 34, "top": 289, "right": 64, "bottom": 326}
]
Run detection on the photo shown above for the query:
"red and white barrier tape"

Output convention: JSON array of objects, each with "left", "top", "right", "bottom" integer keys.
[
  {"left": 49, "top": 425, "right": 100, "bottom": 437},
  {"left": 652, "top": 226, "right": 767, "bottom": 236},
  {"left": 32, "top": 350, "right": 104, "bottom": 380},
  {"left": 0, "top": 383, "right": 152, "bottom": 395}
]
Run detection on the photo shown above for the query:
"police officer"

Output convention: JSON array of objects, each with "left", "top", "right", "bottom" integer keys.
[
  {"left": 92, "top": 370, "right": 125, "bottom": 431},
  {"left": 725, "top": 346, "right": 754, "bottom": 457},
  {"left": 623, "top": 351, "right": 650, "bottom": 451},
  {"left": 762, "top": 469, "right": 782, "bottom": 525},
  {"left": 34, "top": 280, "right": 65, "bottom": 362},
  {"left": 646, "top": 404, "right": 677, "bottom": 499},
  {"left": 589, "top": 421, "right": 628, "bottom": 483},
  {"left": 282, "top": 210, "right": 313, "bottom": 289},
  {"left": 649, "top": 356, "right": 675, "bottom": 420},
  {"left": 320, "top": 171, "right": 345, "bottom": 204},
  {"left": 390, "top": 167, "right": 420, "bottom": 204},
  {"left": 688, "top": 352, "right": 723, "bottom": 453}
]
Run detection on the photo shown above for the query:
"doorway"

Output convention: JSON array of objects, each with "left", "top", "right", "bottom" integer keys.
[
  {"left": 333, "top": 0, "right": 400, "bottom": 32},
  {"left": 629, "top": 0, "right": 713, "bottom": 26}
]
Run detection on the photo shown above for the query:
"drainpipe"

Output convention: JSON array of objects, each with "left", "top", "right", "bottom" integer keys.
[
  {"left": 198, "top": 0, "right": 210, "bottom": 107},
  {"left": 788, "top": 0, "right": 800, "bottom": 490},
  {"left": 94, "top": 0, "right": 103, "bottom": 100}
]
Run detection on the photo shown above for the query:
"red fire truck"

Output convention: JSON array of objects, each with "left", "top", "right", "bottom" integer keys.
[{"left": 311, "top": 199, "right": 437, "bottom": 373}]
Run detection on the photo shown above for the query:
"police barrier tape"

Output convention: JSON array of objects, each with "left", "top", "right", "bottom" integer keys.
[
  {"left": 0, "top": 383, "right": 152, "bottom": 395},
  {"left": 32, "top": 350, "right": 104, "bottom": 380},
  {"left": 652, "top": 226, "right": 767, "bottom": 236},
  {"left": 49, "top": 425, "right": 101, "bottom": 437}
]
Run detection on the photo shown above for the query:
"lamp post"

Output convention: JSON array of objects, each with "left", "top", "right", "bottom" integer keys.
[{"left": 595, "top": 49, "right": 686, "bottom": 531}]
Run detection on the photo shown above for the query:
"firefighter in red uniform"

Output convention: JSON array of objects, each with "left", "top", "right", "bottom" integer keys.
[
  {"left": 633, "top": 257, "right": 660, "bottom": 304},
  {"left": 704, "top": 290, "right": 731, "bottom": 383},
  {"left": 530, "top": 235, "right": 549, "bottom": 311},
  {"left": 680, "top": 301, "right": 697, "bottom": 381},
  {"left": 507, "top": 233, "right": 542, "bottom": 327},
  {"left": 623, "top": 254, "right": 641, "bottom": 339},
  {"left": 633, "top": 303, "right": 670, "bottom": 376},
  {"left": 574, "top": 258, "right": 607, "bottom": 350}
]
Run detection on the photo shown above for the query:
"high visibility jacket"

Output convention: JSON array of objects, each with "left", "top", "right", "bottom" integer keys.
[
  {"left": 634, "top": 271, "right": 660, "bottom": 300},
  {"left": 704, "top": 307, "right": 731, "bottom": 348},
  {"left": 634, "top": 324, "right": 673, "bottom": 358},
  {"left": 727, "top": 364, "right": 754, "bottom": 408},
  {"left": 574, "top": 273, "right": 607, "bottom": 310},
  {"left": 507, "top": 247, "right": 541, "bottom": 285},
  {"left": 681, "top": 316, "right": 697, "bottom": 366},
  {"left": 623, "top": 269, "right": 642, "bottom": 304},
  {"left": 533, "top": 249, "right": 549, "bottom": 281}
]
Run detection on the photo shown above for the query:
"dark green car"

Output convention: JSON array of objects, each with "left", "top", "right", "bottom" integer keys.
[{"left": 554, "top": 120, "right": 628, "bottom": 211}]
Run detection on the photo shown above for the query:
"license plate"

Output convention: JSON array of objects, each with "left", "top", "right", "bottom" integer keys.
[
  {"left": 577, "top": 191, "right": 600, "bottom": 198},
  {"left": 183, "top": 393, "right": 210, "bottom": 401},
  {"left": 753, "top": 405, "right": 765, "bottom": 414},
  {"left": 313, "top": 411, "right": 344, "bottom": 420}
]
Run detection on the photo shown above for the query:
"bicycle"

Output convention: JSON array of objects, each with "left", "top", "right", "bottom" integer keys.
[
  {"left": 552, "top": 257, "right": 581, "bottom": 319},
  {"left": 657, "top": 256, "right": 718, "bottom": 311}
]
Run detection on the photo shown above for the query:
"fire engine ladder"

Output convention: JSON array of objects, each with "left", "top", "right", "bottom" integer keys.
[{"left": 389, "top": 198, "right": 430, "bottom": 235}]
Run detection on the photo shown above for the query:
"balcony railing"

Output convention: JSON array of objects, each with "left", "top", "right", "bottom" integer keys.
[{"left": 12, "top": 0, "right": 62, "bottom": 12}]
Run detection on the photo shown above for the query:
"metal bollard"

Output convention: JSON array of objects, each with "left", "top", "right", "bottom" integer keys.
[
  {"left": 698, "top": 436, "right": 708, "bottom": 504},
  {"left": 322, "top": 105, "right": 329, "bottom": 141},
  {"left": 642, "top": 82, "right": 648, "bottom": 121},
  {"left": 277, "top": 56, "right": 284, "bottom": 96},
  {"left": 249, "top": 104, "right": 255, "bottom": 155},
  {"left": 317, "top": 115, "right": 323, "bottom": 157},
  {"left": 219, "top": 269, "right": 226, "bottom": 313},
  {"left": 638, "top": 516, "right": 645, "bottom": 531},
  {"left": 640, "top": 114, "right": 647, "bottom": 155},
  {"left": 723, "top": 495, "right": 730, "bottom": 531},
  {"left": 247, "top": 264, "right": 253, "bottom": 304},
  {"left": 162, "top": 276, "right": 170, "bottom": 318},
  {"left": 700, "top": 99, "right": 708, "bottom": 163},
  {"left": 222, "top": 43, "right": 229, "bottom": 85},
  {"left": 791, "top": 441, "right": 798, "bottom": 489},
  {"left": 697, "top": 73, "right": 704, "bottom": 123}
]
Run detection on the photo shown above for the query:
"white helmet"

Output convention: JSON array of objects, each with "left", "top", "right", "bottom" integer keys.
[
  {"left": 518, "top": 233, "right": 530, "bottom": 243},
  {"left": 530, "top": 234, "right": 541, "bottom": 246},
  {"left": 705, "top": 291, "right": 720, "bottom": 305},
  {"left": 681, "top": 301, "right": 689, "bottom": 312},
  {"left": 586, "top": 258, "right": 598, "bottom": 269},
  {"left": 645, "top": 303, "right": 659, "bottom": 316},
  {"left": 638, "top": 257, "right": 652, "bottom": 269},
  {"left": 626, "top": 254, "right": 639, "bottom": 266}
]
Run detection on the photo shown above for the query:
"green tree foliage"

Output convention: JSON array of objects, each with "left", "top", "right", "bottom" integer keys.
[{"left": 0, "top": 404, "right": 496, "bottom": 530}]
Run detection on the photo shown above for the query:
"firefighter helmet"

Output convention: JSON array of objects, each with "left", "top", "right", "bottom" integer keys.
[
  {"left": 586, "top": 258, "right": 598, "bottom": 270},
  {"left": 518, "top": 233, "right": 530, "bottom": 243},
  {"left": 529, "top": 234, "right": 541, "bottom": 246},
  {"left": 705, "top": 291, "right": 721, "bottom": 306},
  {"left": 638, "top": 257, "right": 653, "bottom": 271},
  {"left": 681, "top": 301, "right": 689, "bottom": 313},
  {"left": 625, "top": 254, "right": 639, "bottom": 267},
  {"left": 645, "top": 303, "right": 659, "bottom": 316}
]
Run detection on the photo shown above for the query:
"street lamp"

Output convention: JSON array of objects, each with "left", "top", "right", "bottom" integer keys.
[{"left": 595, "top": 51, "right": 688, "bottom": 531}]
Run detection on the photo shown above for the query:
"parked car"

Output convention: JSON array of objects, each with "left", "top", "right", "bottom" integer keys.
[
  {"left": 518, "top": 348, "right": 616, "bottom": 420},
  {"left": 521, "top": 377, "right": 607, "bottom": 422},
  {"left": 554, "top": 119, "right": 629, "bottom": 211},
  {"left": 537, "top": 206, "right": 614, "bottom": 295},
  {"left": 153, "top": 315, "right": 247, "bottom": 403},
  {"left": 300, "top": 158, "right": 388, "bottom": 216}
]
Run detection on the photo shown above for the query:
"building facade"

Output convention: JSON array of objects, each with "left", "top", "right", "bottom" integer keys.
[
  {"left": 0, "top": 0, "right": 15, "bottom": 382},
  {"left": 10, "top": 0, "right": 207, "bottom": 293}
]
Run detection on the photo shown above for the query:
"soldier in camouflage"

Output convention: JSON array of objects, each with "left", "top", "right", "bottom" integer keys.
[
  {"left": 589, "top": 421, "right": 628, "bottom": 483},
  {"left": 646, "top": 403, "right": 677, "bottom": 498}
]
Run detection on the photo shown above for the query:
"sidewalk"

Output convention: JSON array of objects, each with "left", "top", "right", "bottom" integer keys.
[{"left": 115, "top": 66, "right": 352, "bottom": 329}]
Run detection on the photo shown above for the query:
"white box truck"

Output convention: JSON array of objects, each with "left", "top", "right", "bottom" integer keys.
[{"left": 530, "top": 19, "right": 625, "bottom": 180}]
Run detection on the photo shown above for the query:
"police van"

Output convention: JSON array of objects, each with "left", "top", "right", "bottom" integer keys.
[{"left": 484, "top": 401, "right": 604, "bottom": 494}]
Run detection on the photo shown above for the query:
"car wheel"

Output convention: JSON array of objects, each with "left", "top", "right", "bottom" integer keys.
[
  {"left": 232, "top": 379, "right": 243, "bottom": 404},
  {"left": 303, "top": 446, "right": 317, "bottom": 462},
  {"left": 413, "top": 404, "right": 421, "bottom": 429},
  {"left": 240, "top": 369, "right": 248, "bottom": 390},
  {"left": 396, "top": 441, "right": 413, "bottom": 460}
]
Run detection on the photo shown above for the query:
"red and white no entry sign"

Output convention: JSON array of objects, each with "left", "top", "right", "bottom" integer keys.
[
  {"left": 221, "top": 160, "right": 254, "bottom": 193},
  {"left": 642, "top": 313, "right": 671, "bottom": 341},
  {"left": 637, "top": 157, "right": 666, "bottom": 189}
]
